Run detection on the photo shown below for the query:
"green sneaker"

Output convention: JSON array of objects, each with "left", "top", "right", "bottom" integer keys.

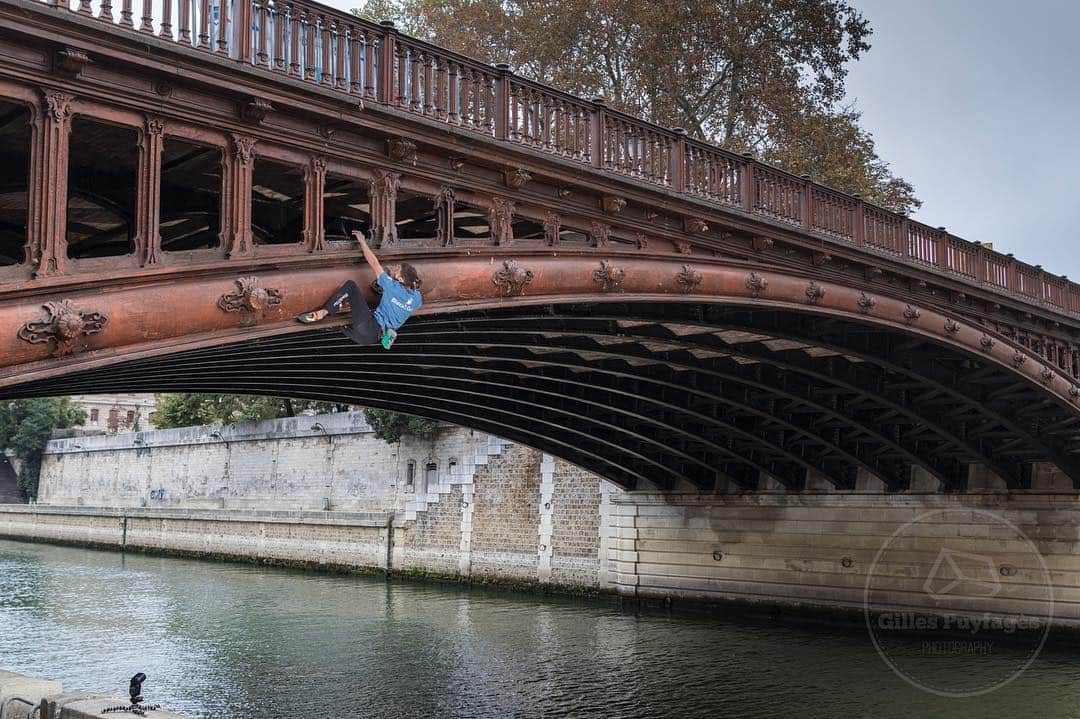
[{"left": 380, "top": 328, "right": 397, "bottom": 350}]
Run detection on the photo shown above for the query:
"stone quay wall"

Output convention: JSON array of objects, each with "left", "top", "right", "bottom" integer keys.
[
  {"left": 36, "top": 412, "right": 492, "bottom": 512},
  {"left": 11, "top": 413, "right": 615, "bottom": 590},
  {"left": 604, "top": 493, "right": 1075, "bottom": 621},
  {"left": 5, "top": 412, "right": 1079, "bottom": 624},
  {"left": 6, "top": 488, "right": 1080, "bottom": 625}
]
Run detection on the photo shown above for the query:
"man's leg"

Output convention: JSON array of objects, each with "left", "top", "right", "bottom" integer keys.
[
  {"left": 322, "top": 280, "right": 381, "bottom": 345},
  {"left": 322, "top": 280, "right": 359, "bottom": 314}
]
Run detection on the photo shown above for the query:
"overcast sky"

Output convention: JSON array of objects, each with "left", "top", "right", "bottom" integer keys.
[
  {"left": 333, "top": 0, "right": 1079, "bottom": 278},
  {"left": 845, "top": 0, "right": 1080, "bottom": 278}
]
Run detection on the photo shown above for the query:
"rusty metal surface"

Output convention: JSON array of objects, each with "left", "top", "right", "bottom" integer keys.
[{"left": 2, "top": 254, "right": 1079, "bottom": 401}]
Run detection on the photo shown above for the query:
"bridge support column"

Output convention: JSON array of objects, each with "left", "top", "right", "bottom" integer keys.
[
  {"left": 34, "top": 91, "right": 74, "bottom": 277},
  {"left": 759, "top": 473, "right": 787, "bottom": 492},
  {"left": 303, "top": 156, "right": 326, "bottom": 252},
  {"left": 136, "top": 117, "right": 165, "bottom": 266},
  {"left": 967, "top": 464, "right": 1008, "bottom": 492},
  {"left": 805, "top": 470, "right": 834, "bottom": 492},
  {"left": 223, "top": 134, "right": 255, "bottom": 257},
  {"left": 368, "top": 170, "right": 399, "bottom": 247},
  {"left": 1030, "top": 462, "right": 1072, "bottom": 491}
]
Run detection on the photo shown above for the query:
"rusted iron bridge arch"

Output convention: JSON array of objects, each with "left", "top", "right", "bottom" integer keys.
[{"left": 1, "top": 0, "right": 1080, "bottom": 492}]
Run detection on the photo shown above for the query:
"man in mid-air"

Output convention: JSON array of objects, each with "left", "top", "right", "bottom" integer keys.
[{"left": 297, "top": 230, "right": 422, "bottom": 349}]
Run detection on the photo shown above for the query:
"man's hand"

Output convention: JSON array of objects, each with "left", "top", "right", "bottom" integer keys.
[{"left": 353, "top": 229, "right": 384, "bottom": 277}]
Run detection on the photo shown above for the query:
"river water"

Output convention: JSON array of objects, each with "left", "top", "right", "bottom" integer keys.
[{"left": 2, "top": 539, "right": 1080, "bottom": 718}]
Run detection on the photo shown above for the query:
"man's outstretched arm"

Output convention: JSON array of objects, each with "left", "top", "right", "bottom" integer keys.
[{"left": 353, "top": 230, "right": 385, "bottom": 277}]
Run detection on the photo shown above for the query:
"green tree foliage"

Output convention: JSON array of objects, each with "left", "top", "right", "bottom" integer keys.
[
  {"left": 357, "top": 0, "right": 917, "bottom": 212},
  {"left": 153, "top": 394, "right": 340, "bottom": 429},
  {"left": 362, "top": 408, "right": 440, "bottom": 444},
  {"left": 0, "top": 398, "right": 86, "bottom": 500}
]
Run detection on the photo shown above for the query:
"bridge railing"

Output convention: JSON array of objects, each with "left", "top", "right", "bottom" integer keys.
[
  {"left": 862, "top": 206, "right": 904, "bottom": 256},
  {"left": 24, "top": 0, "right": 1080, "bottom": 318},
  {"left": 506, "top": 78, "right": 594, "bottom": 162},
  {"left": 683, "top": 140, "right": 742, "bottom": 207},
  {"left": 597, "top": 106, "right": 677, "bottom": 187}
]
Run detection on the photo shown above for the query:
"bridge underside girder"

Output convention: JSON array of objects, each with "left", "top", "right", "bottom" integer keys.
[{"left": 7, "top": 303, "right": 1079, "bottom": 493}]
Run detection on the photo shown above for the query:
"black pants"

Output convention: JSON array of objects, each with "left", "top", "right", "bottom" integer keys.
[{"left": 323, "top": 280, "right": 382, "bottom": 345}]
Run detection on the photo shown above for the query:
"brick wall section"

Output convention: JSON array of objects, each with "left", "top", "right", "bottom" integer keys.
[
  {"left": 469, "top": 444, "right": 542, "bottom": 581},
  {"left": 549, "top": 459, "right": 602, "bottom": 587},
  {"left": 394, "top": 486, "right": 464, "bottom": 575}
]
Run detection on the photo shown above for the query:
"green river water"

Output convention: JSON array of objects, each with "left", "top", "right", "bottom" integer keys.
[{"left": 2, "top": 539, "right": 1079, "bottom": 718}]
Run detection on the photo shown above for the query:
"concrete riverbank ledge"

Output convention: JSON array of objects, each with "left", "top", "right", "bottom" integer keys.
[
  {"left": 0, "top": 669, "right": 185, "bottom": 718},
  {"left": 0, "top": 670, "right": 60, "bottom": 719}
]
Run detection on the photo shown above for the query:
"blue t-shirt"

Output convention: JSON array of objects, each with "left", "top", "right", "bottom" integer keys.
[{"left": 373, "top": 272, "right": 422, "bottom": 330}]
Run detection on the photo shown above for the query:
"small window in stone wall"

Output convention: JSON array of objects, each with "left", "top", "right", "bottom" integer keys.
[
  {"left": 448, "top": 458, "right": 458, "bottom": 475},
  {"left": 90, "top": 408, "right": 99, "bottom": 422},
  {"left": 405, "top": 460, "right": 416, "bottom": 492},
  {"left": 425, "top": 462, "right": 438, "bottom": 491}
]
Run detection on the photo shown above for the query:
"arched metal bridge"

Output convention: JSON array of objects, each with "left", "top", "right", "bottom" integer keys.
[{"left": 1, "top": 0, "right": 1079, "bottom": 492}]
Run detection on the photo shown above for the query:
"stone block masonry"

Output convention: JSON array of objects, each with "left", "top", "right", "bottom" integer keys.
[
  {"left": 6, "top": 487, "right": 1080, "bottom": 627},
  {"left": 20, "top": 415, "right": 612, "bottom": 591},
  {"left": 0, "top": 505, "right": 392, "bottom": 571},
  {"left": 38, "top": 412, "right": 490, "bottom": 513},
  {"left": 394, "top": 486, "right": 464, "bottom": 576},
  {"left": 469, "top": 444, "right": 543, "bottom": 582}
]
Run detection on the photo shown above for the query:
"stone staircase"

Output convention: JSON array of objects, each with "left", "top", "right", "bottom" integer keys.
[
  {"left": 400, "top": 434, "right": 513, "bottom": 522},
  {"left": 0, "top": 455, "right": 23, "bottom": 504}
]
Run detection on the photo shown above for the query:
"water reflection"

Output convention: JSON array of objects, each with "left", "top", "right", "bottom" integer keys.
[{"left": 1, "top": 539, "right": 1080, "bottom": 718}]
